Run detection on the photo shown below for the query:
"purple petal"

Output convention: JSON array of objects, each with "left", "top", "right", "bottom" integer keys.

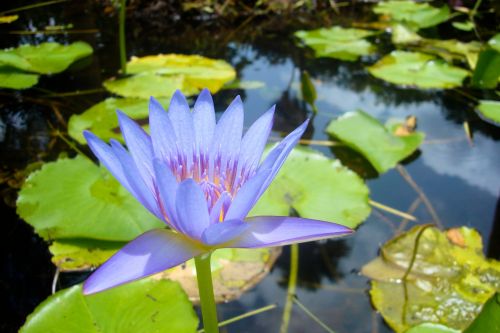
[
  {"left": 168, "top": 90, "right": 195, "bottom": 168},
  {"left": 84, "top": 131, "right": 133, "bottom": 194},
  {"left": 116, "top": 110, "right": 155, "bottom": 191},
  {"left": 224, "top": 168, "right": 272, "bottom": 221},
  {"left": 201, "top": 219, "right": 249, "bottom": 246},
  {"left": 193, "top": 89, "right": 216, "bottom": 156},
  {"left": 153, "top": 158, "right": 179, "bottom": 228},
  {"left": 209, "top": 96, "right": 244, "bottom": 177},
  {"left": 224, "top": 119, "right": 308, "bottom": 221},
  {"left": 237, "top": 106, "right": 275, "bottom": 176},
  {"left": 229, "top": 216, "right": 353, "bottom": 248},
  {"left": 209, "top": 191, "right": 231, "bottom": 225},
  {"left": 83, "top": 229, "right": 203, "bottom": 294},
  {"left": 255, "top": 119, "right": 309, "bottom": 198},
  {"left": 175, "top": 179, "right": 210, "bottom": 240},
  {"left": 110, "top": 140, "right": 162, "bottom": 220},
  {"left": 149, "top": 97, "right": 178, "bottom": 162}
]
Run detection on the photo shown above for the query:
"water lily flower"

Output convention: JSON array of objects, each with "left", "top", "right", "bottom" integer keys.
[{"left": 83, "top": 89, "right": 352, "bottom": 295}]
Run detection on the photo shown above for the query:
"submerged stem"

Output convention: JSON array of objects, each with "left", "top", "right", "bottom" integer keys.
[
  {"left": 194, "top": 253, "right": 219, "bottom": 333},
  {"left": 280, "top": 244, "right": 299, "bottom": 333},
  {"left": 118, "top": 0, "right": 127, "bottom": 74}
]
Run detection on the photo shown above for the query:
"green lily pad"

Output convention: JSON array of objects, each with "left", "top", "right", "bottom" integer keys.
[
  {"left": 104, "top": 54, "right": 236, "bottom": 99},
  {"left": 17, "top": 156, "right": 164, "bottom": 241},
  {"left": 159, "top": 247, "right": 281, "bottom": 304},
  {"left": 20, "top": 279, "right": 198, "bottom": 333},
  {"left": 488, "top": 33, "right": 500, "bottom": 53},
  {"left": 476, "top": 100, "right": 500, "bottom": 125},
  {"left": 49, "top": 239, "right": 125, "bottom": 271},
  {"left": 391, "top": 25, "right": 480, "bottom": 69},
  {"left": 362, "top": 226, "right": 500, "bottom": 332},
  {"left": 368, "top": 51, "right": 469, "bottom": 88},
  {"left": 406, "top": 323, "right": 460, "bottom": 333},
  {"left": 250, "top": 147, "right": 370, "bottom": 229},
  {"left": 0, "top": 42, "right": 93, "bottom": 74},
  {"left": 68, "top": 97, "right": 169, "bottom": 144},
  {"left": 0, "top": 15, "right": 19, "bottom": 24},
  {"left": 0, "top": 67, "right": 39, "bottom": 89},
  {"left": 295, "top": 26, "right": 377, "bottom": 61},
  {"left": 373, "top": 0, "right": 450, "bottom": 29},
  {"left": 325, "top": 110, "right": 424, "bottom": 174},
  {"left": 464, "top": 293, "right": 500, "bottom": 333}
]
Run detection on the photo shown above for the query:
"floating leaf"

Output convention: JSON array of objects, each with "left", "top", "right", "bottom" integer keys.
[
  {"left": 326, "top": 110, "right": 424, "bottom": 174},
  {"left": 49, "top": 239, "right": 124, "bottom": 271},
  {"left": 295, "top": 26, "right": 377, "bottom": 61},
  {"left": 0, "top": 42, "right": 93, "bottom": 74},
  {"left": 363, "top": 226, "right": 500, "bottom": 332},
  {"left": 368, "top": 51, "right": 469, "bottom": 89},
  {"left": 0, "top": 67, "right": 39, "bottom": 89},
  {"left": 470, "top": 49, "right": 500, "bottom": 89},
  {"left": 160, "top": 247, "right": 281, "bottom": 303},
  {"left": 68, "top": 97, "right": 169, "bottom": 144},
  {"left": 104, "top": 54, "right": 236, "bottom": 99},
  {"left": 391, "top": 25, "right": 480, "bottom": 68},
  {"left": 17, "top": 156, "right": 164, "bottom": 241},
  {"left": 0, "top": 15, "right": 19, "bottom": 24},
  {"left": 222, "top": 80, "right": 265, "bottom": 90},
  {"left": 373, "top": 0, "right": 450, "bottom": 29},
  {"left": 464, "top": 293, "right": 500, "bottom": 333},
  {"left": 406, "top": 323, "right": 460, "bottom": 333},
  {"left": 489, "top": 34, "right": 500, "bottom": 53},
  {"left": 20, "top": 279, "right": 198, "bottom": 333},
  {"left": 476, "top": 100, "right": 500, "bottom": 125},
  {"left": 452, "top": 21, "right": 474, "bottom": 32},
  {"left": 250, "top": 147, "right": 370, "bottom": 229}
]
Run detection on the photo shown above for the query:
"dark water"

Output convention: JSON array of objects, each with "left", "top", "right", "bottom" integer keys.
[{"left": 1, "top": 1, "right": 499, "bottom": 333}]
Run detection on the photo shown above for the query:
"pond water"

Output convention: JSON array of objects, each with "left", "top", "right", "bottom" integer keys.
[{"left": 1, "top": 1, "right": 499, "bottom": 333}]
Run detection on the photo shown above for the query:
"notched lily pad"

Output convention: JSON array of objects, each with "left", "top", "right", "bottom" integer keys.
[
  {"left": 17, "top": 156, "right": 164, "bottom": 241},
  {"left": 20, "top": 279, "right": 198, "bottom": 333},
  {"left": 295, "top": 26, "right": 377, "bottom": 61},
  {"left": 362, "top": 225, "right": 500, "bottom": 332},
  {"left": 326, "top": 110, "right": 424, "bottom": 174},
  {"left": 368, "top": 51, "right": 469, "bottom": 89},
  {"left": 159, "top": 247, "right": 281, "bottom": 304},
  {"left": 68, "top": 97, "right": 169, "bottom": 144},
  {"left": 373, "top": 0, "right": 450, "bottom": 29},
  {"left": 250, "top": 147, "right": 371, "bottom": 229},
  {"left": 0, "top": 41, "right": 93, "bottom": 74},
  {"left": 104, "top": 54, "right": 236, "bottom": 99}
]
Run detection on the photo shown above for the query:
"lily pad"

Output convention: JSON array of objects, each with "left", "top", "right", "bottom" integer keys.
[
  {"left": 476, "top": 100, "right": 500, "bottom": 125},
  {"left": 0, "top": 42, "right": 93, "bottom": 74},
  {"left": 49, "top": 239, "right": 125, "bottom": 271},
  {"left": 295, "top": 26, "right": 377, "bottom": 61},
  {"left": 104, "top": 54, "right": 236, "bottom": 99},
  {"left": 17, "top": 156, "right": 164, "bottom": 241},
  {"left": 0, "top": 67, "right": 39, "bottom": 89},
  {"left": 20, "top": 279, "right": 198, "bottom": 333},
  {"left": 250, "top": 147, "right": 370, "bottom": 229},
  {"left": 159, "top": 247, "right": 281, "bottom": 304},
  {"left": 488, "top": 33, "right": 500, "bottom": 53},
  {"left": 406, "top": 323, "right": 460, "bottom": 333},
  {"left": 391, "top": 25, "right": 480, "bottom": 69},
  {"left": 368, "top": 51, "right": 469, "bottom": 88},
  {"left": 68, "top": 97, "right": 169, "bottom": 144},
  {"left": 362, "top": 226, "right": 500, "bottom": 332},
  {"left": 373, "top": 0, "right": 450, "bottom": 29},
  {"left": 326, "top": 110, "right": 424, "bottom": 174}
]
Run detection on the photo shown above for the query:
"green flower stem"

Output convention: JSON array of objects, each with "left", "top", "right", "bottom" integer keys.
[
  {"left": 194, "top": 253, "right": 219, "bottom": 333},
  {"left": 280, "top": 243, "right": 299, "bottom": 333}
]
